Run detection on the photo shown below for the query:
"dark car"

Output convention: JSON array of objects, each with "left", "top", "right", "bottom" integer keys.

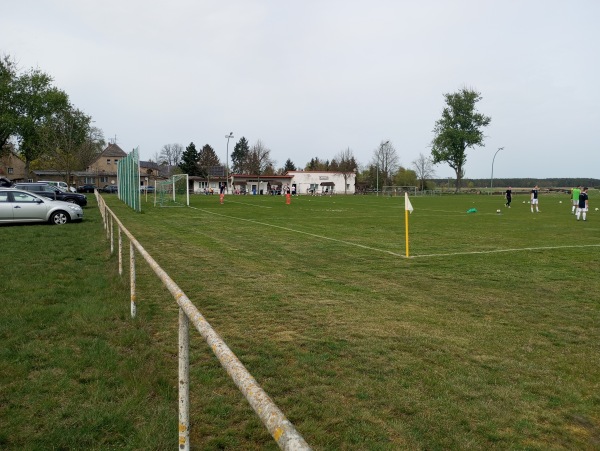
[
  {"left": 14, "top": 183, "right": 88, "bottom": 207},
  {"left": 102, "top": 185, "right": 119, "bottom": 193},
  {"left": 78, "top": 184, "right": 97, "bottom": 193},
  {"left": 140, "top": 185, "right": 155, "bottom": 193}
]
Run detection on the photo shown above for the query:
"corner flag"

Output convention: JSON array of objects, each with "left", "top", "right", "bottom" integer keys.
[
  {"left": 405, "top": 192, "right": 414, "bottom": 214},
  {"left": 404, "top": 192, "right": 413, "bottom": 257}
]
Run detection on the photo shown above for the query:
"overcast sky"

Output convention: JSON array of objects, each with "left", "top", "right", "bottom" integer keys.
[{"left": 2, "top": 0, "right": 598, "bottom": 179}]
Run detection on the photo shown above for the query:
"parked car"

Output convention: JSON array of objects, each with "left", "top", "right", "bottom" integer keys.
[
  {"left": 140, "top": 186, "right": 155, "bottom": 193},
  {"left": 0, "top": 176, "right": 13, "bottom": 187},
  {"left": 102, "top": 185, "right": 118, "bottom": 193},
  {"left": 39, "top": 180, "right": 77, "bottom": 193},
  {"left": 14, "top": 183, "right": 88, "bottom": 207},
  {"left": 0, "top": 188, "right": 84, "bottom": 225},
  {"left": 77, "top": 184, "right": 97, "bottom": 193}
]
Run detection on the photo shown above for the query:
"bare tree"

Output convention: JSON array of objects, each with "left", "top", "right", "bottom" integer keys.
[
  {"left": 372, "top": 140, "right": 400, "bottom": 187},
  {"left": 247, "top": 140, "right": 273, "bottom": 175},
  {"left": 412, "top": 152, "right": 436, "bottom": 191},
  {"left": 159, "top": 143, "right": 183, "bottom": 166},
  {"left": 334, "top": 147, "right": 358, "bottom": 194},
  {"left": 248, "top": 140, "right": 274, "bottom": 192},
  {"left": 171, "top": 143, "right": 183, "bottom": 167}
]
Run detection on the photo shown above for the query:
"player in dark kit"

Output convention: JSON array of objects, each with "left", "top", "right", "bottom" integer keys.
[
  {"left": 530, "top": 185, "right": 540, "bottom": 213},
  {"left": 576, "top": 187, "right": 589, "bottom": 221},
  {"left": 505, "top": 187, "right": 512, "bottom": 208}
]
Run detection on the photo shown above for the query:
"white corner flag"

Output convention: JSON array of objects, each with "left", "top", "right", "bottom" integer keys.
[
  {"left": 404, "top": 192, "right": 413, "bottom": 257},
  {"left": 405, "top": 192, "right": 414, "bottom": 214}
]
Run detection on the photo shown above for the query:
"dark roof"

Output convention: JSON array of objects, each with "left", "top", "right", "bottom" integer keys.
[{"left": 101, "top": 143, "right": 128, "bottom": 158}]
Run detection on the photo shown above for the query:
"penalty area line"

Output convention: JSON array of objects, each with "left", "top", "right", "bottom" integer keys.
[{"left": 189, "top": 206, "right": 406, "bottom": 257}]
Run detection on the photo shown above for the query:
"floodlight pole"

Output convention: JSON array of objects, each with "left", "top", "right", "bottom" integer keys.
[
  {"left": 225, "top": 132, "right": 234, "bottom": 194},
  {"left": 491, "top": 147, "right": 503, "bottom": 190}
]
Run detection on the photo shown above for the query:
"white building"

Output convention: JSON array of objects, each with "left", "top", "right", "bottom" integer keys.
[{"left": 190, "top": 171, "right": 356, "bottom": 195}]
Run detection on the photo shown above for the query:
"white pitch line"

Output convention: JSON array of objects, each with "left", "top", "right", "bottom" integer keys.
[
  {"left": 219, "top": 200, "right": 273, "bottom": 208},
  {"left": 411, "top": 244, "right": 600, "bottom": 258},
  {"left": 189, "top": 206, "right": 405, "bottom": 257},
  {"left": 188, "top": 206, "right": 600, "bottom": 260}
]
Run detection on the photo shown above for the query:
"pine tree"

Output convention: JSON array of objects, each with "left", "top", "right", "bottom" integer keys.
[
  {"left": 179, "top": 142, "right": 200, "bottom": 175},
  {"left": 231, "top": 137, "right": 250, "bottom": 173}
]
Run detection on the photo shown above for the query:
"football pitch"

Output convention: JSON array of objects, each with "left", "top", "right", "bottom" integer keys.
[{"left": 99, "top": 191, "right": 599, "bottom": 449}]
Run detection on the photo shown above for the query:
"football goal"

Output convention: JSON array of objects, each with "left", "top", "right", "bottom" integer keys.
[
  {"left": 155, "top": 174, "right": 189, "bottom": 207},
  {"left": 382, "top": 186, "right": 417, "bottom": 197}
]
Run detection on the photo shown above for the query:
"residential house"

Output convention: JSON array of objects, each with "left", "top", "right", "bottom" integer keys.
[{"left": 0, "top": 150, "right": 27, "bottom": 182}]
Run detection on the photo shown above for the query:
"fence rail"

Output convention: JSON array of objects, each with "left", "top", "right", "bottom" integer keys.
[{"left": 96, "top": 192, "right": 311, "bottom": 451}]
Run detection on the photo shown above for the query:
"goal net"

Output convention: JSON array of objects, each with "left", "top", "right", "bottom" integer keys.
[
  {"left": 155, "top": 174, "right": 189, "bottom": 207},
  {"left": 382, "top": 186, "right": 417, "bottom": 197}
]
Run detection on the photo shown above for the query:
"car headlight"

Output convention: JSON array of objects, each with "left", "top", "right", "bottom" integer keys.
[{"left": 68, "top": 205, "right": 82, "bottom": 211}]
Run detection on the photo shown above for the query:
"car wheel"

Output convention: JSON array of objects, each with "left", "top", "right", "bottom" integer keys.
[{"left": 50, "top": 211, "right": 69, "bottom": 225}]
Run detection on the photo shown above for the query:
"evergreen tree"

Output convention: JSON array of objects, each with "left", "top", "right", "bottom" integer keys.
[
  {"left": 283, "top": 158, "right": 296, "bottom": 172},
  {"left": 231, "top": 136, "right": 250, "bottom": 173},
  {"left": 179, "top": 142, "right": 200, "bottom": 175},
  {"left": 198, "top": 144, "right": 221, "bottom": 177}
]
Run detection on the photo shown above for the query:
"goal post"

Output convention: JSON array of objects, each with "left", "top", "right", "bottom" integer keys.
[
  {"left": 382, "top": 186, "right": 417, "bottom": 197},
  {"left": 155, "top": 174, "right": 189, "bottom": 207}
]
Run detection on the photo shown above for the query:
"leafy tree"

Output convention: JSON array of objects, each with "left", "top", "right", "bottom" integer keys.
[
  {"left": 179, "top": 142, "right": 201, "bottom": 175},
  {"left": 35, "top": 106, "right": 92, "bottom": 182},
  {"left": 412, "top": 152, "right": 436, "bottom": 191},
  {"left": 393, "top": 166, "right": 418, "bottom": 186},
  {"left": 431, "top": 87, "right": 491, "bottom": 192},
  {"left": 12, "top": 67, "right": 70, "bottom": 178},
  {"left": 0, "top": 55, "right": 18, "bottom": 154},
  {"left": 231, "top": 137, "right": 250, "bottom": 173},
  {"left": 333, "top": 148, "right": 358, "bottom": 194}
]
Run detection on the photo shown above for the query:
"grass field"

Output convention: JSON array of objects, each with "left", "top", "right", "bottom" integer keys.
[{"left": 2, "top": 191, "right": 599, "bottom": 450}]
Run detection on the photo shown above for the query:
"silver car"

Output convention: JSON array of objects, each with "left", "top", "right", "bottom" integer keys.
[{"left": 0, "top": 188, "right": 84, "bottom": 225}]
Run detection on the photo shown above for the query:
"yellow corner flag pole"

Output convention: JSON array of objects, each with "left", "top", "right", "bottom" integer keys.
[{"left": 404, "top": 192, "right": 414, "bottom": 257}]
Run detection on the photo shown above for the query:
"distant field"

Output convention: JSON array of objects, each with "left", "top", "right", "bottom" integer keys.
[{"left": 2, "top": 191, "right": 599, "bottom": 450}]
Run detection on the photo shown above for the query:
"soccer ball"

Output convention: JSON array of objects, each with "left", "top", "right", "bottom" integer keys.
[
  {"left": 496, "top": 209, "right": 501, "bottom": 213},
  {"left": 522, "top": 201, "right": 526, "bottom": 204},
  {"left": 596, "top": 207, "right": 599, "bottom": 211},
  {"left": 559, "top": 201, "right": 562, "bottom": 204}
]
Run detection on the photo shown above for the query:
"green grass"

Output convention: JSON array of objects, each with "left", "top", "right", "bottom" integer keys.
[{"left": 2, "top": 191, "right": 599, "bottom": 450}]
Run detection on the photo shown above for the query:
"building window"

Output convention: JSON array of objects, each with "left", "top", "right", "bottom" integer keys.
[
  {"left": 100, "top": 176, "right": 108, "bottom": 183},
  {"left": 7, "top": 167, "right": 13, "bottom": 174},
  {"left": 114, "top": 159, "right": 119, "bottom": 165},
  {"left": 107, "top": 159, "right": 111, "bottom": 165},
  {"left": 85, "top": 177, "right": 95, "bottom": 184}
]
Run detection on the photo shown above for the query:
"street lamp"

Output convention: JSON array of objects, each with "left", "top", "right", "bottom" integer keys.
[
  {"left": 490, "top": 147, "right": 503, "bottom": 191},
  {"left": 376, "top": 140, "right": 389, "bottom": 197},
  {"left": 225, "top": 132, "right": 234, "bottom": 194}
]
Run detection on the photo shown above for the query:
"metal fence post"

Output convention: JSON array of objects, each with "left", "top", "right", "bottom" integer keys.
[
  {"left": 178, "top": 307, "right": 190, "bottom": 451},
  {"left": 130, "top": 241, "right": 136, "bottom": 319}
]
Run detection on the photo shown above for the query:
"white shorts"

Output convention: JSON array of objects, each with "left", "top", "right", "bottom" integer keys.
[
  {"left": 531, "top": 199, "right": 539, "bottom": 205},
  {"left": 577, "top": 207, "right": 588, "bottom": 212},
  {"left": 573, "top": 199, "right": 579, "bottom": 206}
]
